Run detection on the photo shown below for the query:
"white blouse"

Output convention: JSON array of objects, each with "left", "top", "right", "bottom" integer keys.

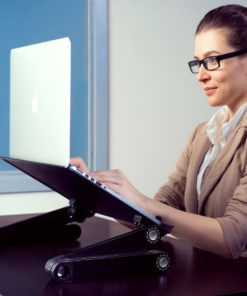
[{"left": 196, "top": 102, "right": 247, "bottom": 197}]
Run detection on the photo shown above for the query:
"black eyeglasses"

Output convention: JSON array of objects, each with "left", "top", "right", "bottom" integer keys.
[{"left": 188, "top": 49, "right": 247, "bottom": 74}]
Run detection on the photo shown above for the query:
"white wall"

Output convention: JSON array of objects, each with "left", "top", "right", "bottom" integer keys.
[
  {"left": 108, "top": 0, "right": 247, "bottom": 197},
  {"left": 0, "top": 191, "right": 68, "bottom": 215}
]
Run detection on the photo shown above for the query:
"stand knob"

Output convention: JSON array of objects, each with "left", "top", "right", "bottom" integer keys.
[
  {"left": 57, "top": 265, "right": 70, "bottom": 280},
  {"left": 146, "top": 226, "right": 161, "bottom": 244},
  {"left": 156, "top": 253, "right": 170, "bottom": 271}
]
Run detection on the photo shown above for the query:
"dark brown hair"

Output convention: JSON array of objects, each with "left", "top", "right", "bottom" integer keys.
[{"left": 196, "top": 4, "right": 247, "bottom": 50}]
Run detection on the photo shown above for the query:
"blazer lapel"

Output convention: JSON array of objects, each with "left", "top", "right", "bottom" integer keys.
[
  {"left": 185, "top": 129, "right": 212, "bottom": 213},
  {"left": 198, "top": 118, "right": 247, "bottom": 213}
]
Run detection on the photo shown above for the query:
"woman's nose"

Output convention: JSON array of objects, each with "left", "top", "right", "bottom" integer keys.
[{"left": 197, "top": 64, "right": 211, "bottom": 82}]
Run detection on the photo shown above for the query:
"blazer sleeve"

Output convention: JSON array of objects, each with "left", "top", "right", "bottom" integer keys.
[
  {"left": 154, "top": 123, "right": 204, "bottom": 210},
  {"left": 217, "top": 169, "right": 247, "bottom": 259}
]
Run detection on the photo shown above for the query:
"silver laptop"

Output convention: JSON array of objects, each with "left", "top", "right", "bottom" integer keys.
[
  {"left": 9, "top": 37, "right": 71, "bottom": 167},
  {"left": 7, "top": 37, "right": 166, "bottom": 227}
]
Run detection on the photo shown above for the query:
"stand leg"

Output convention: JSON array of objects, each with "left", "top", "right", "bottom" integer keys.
[
  {"left": 0, "top": 206, "right": 86, "bottom": 245},
  {"left": 65, "top": 224, "right": 165, "bottom": 258}
]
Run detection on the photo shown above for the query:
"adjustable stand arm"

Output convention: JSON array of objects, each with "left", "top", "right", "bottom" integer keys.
[{"left": 45, "top": 223, "right": 171, "bottom": 283}]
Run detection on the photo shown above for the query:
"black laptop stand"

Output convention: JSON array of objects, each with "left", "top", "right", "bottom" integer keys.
[{"left": 0, "top": 157, "right": 172, "bottom": 282}]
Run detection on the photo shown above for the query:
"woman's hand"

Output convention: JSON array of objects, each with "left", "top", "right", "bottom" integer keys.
[
  {"left": 69, "top": 157, "right": 89, "bottom": 173},
  {"left": 90, "top": 169, "right": 148, "bottom": 209},
  {"left": 69, "top": 157, "right": 149, "bottom": 211}
]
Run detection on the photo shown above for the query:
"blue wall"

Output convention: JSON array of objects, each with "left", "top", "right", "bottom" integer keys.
[{"left": 0, "top": 0, "right": 88, "bottom": 170}]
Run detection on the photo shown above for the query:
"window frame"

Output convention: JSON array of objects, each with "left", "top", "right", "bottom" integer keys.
[{"left": 0, "top": 0, "right": 109, "bottom": 193}]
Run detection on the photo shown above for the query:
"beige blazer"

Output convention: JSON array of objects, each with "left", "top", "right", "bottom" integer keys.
[{"left": 155, "top": 112, "right": 247, "bottom": 258}]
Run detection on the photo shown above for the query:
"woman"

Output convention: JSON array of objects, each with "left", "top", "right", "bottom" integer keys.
[{"left": 71, "top": 4, "right": 247, "bottom": 259}]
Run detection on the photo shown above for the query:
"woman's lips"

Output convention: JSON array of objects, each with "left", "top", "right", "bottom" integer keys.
[{"left": 204, "top": 87, "right": 217, "bottom": 96}]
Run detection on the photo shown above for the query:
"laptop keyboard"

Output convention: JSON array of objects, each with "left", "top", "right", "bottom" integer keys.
[{"left": 69, "top": 165, "right": 107, "bottom": 189}]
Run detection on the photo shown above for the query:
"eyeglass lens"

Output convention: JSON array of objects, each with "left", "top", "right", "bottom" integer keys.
[{"left": 189, "top": 57, "right": 219, "bottom": 73}]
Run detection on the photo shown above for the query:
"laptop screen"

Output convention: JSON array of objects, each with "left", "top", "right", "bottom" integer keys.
[{"left": 9, "top": 37, "right": 71, "bottom": 167}]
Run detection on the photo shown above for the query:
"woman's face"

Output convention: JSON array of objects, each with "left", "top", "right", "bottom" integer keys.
[{"left": 194, "top": 28, "right": 247, "bottom": 117}]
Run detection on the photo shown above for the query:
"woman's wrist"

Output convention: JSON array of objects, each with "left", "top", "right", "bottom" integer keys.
[
  {"left": 143, "top": 197, "right": 170, "bottom": 220},
  {"left": 138, "top": 195, "right": 157, "bottom": 217}
]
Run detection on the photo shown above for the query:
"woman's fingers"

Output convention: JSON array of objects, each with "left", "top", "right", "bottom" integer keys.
[
  {"left": 68, "top": 159, "right": 147, "bottom": 209},
  {"left": 69, "top": 157, "right": 89, "bottom": 173},
  {"left": 90, "top": 169, "right": 125, "bottom": 185},
  {"left": 91, "top": 169, "right": 143, "bottom": 203},
  {"left": 68, "top": 162, "right": 147, "bottom": 209}
]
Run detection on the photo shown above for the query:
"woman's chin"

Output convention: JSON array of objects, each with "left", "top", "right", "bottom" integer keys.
[{"left": 207, "top": 97, "right": 223, "bottom": 107}]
